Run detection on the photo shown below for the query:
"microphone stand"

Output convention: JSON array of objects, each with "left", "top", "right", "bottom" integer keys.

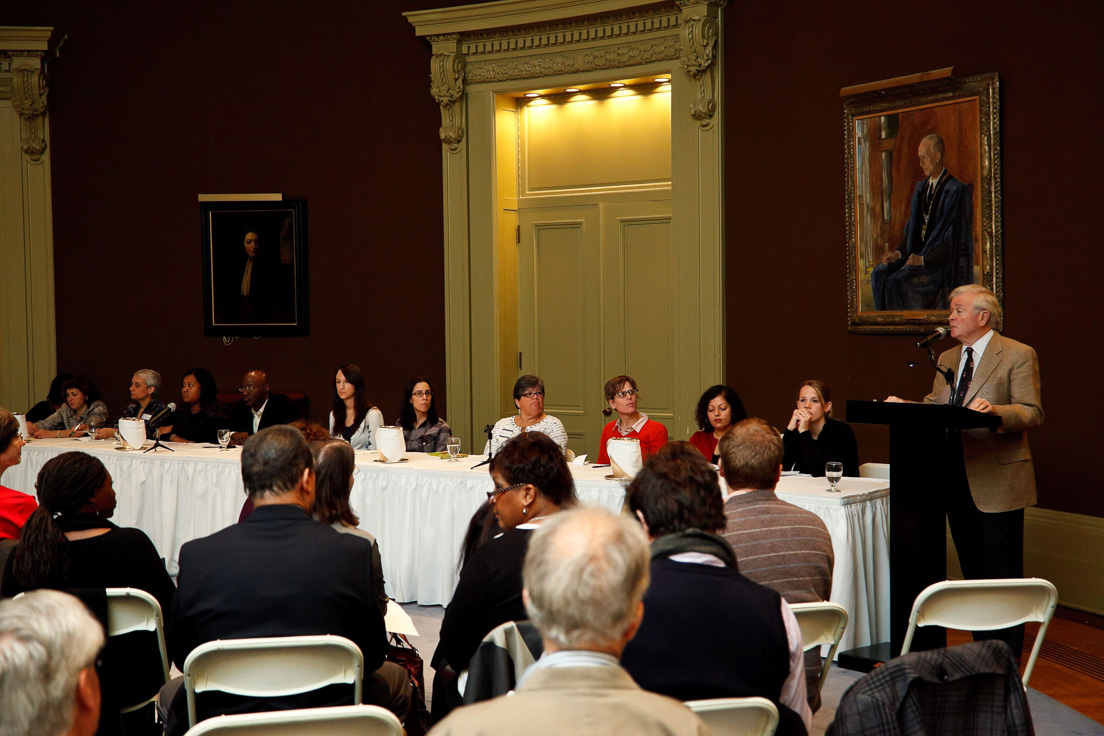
[
  {"left": 907, "top": 346, "right": 954, "bottom": 389},
  {"left": 470, "top": 424, "right": 495, "bottom": 469},
  {"left": 144, "top": 434, "right": 175, "bottom": 453}
]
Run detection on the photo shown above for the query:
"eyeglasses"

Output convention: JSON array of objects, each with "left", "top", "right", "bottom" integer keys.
[
  {"left": 487, "top": 481, "right": 525, "bottom": 501},
  {"left": 614, "top": 388, "right": 639, "bottom": 399},
  {"left": 518, "top": 390, "right": 544, "bottom": 400},
  {"left": 238, "top": 385, "right": 265, "bottom": 393},
  {"left": 412, "top": 390, "right": 433, "bottom": 398}
]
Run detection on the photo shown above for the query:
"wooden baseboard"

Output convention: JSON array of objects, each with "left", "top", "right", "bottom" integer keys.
[{"left": 946, "top": 508, "right": 1104, "bottom": 615}]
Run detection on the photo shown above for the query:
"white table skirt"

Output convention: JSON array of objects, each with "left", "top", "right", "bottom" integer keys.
[{"left": 7, "top": 441, "right": 888, "bottom": 651}]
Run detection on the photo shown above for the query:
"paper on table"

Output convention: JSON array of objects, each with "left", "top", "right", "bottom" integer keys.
[
  {"left": 385, "top": 600, "right": 419, "bottom": 636},
  {"left": 571, "top": 454, "right": 588, "bottom": 465}
]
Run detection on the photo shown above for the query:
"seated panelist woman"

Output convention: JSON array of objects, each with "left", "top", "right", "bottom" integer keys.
[
  {"left": 398, "top": 376, "right": 451, "bottom": 452},
  {"left": 782, "top": 379, "right": 859, "bottom": 477},
  {"left": 688, "top": 384, "right": 748, "bottom": 464},
  {"left": 596, "top": 375, "right": 668, "bottom": 464},
  {"left": 488, "top": 375, "right": 568, "bottom": 455},
  {"left": 329, "top": 364, "right": 383, "bottom": 451},
  {"left": 29, "top": 375, "right": 110, "bottom": 439},
  {"left": 159, "top": 368, "right": 228, "bottom": 444}
]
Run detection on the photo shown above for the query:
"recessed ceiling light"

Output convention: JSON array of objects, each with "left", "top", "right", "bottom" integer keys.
[
  {"left": 654, "top": 77, "right": 670, "bottom": 83},
  {"left": 609, "top": 82, "right": 625, "bottom": 88},
  {"left": 524, "top": 92, "right": 540, "bottom": 98},
  {"left": 565, "top": 88, "right": 581, "bottom": 93}
]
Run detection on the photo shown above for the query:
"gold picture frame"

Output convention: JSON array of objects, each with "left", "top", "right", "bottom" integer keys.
[{"left": 845, "top": 72, "right": 1001, "bottom": 333}]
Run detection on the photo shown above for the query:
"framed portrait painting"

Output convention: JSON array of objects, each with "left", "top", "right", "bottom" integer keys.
[
  {"left": 844, "top": 72, "right": 1001, "bottom": 333},
  {"left": 200, "top": 199, "right": 308, "bottom": 337}
]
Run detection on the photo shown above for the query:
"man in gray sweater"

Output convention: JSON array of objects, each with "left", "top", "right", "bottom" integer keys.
[{"left": 719, "top": 417, "right": 835, "bottom": 711}]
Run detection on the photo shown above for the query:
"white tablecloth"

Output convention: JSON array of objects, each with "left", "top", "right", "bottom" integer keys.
[{"left": 7, "top": 441, "right": 888, "bottom": 650}]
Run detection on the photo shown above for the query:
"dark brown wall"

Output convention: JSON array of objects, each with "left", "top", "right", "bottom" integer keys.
[
  {"left": 725, "top": 0, "right": 1104, "bottom": 517},
  {"left": 8, "top": 1, "right": 453, "bottom": 428},
  {"left": 9, "top": 1, "right": 1101, "bottom": 517}
]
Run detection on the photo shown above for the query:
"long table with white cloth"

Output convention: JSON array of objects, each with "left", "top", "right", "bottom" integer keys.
[{"left": 8, "top": 439, "right": 889, "bottom": 652}]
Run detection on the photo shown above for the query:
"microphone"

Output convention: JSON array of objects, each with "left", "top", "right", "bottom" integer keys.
[
  {"left": 916, "top": 327, "right": 949, "bottom": 348},
  {"left": 148, "top": 402, "right": 177, "bottom": 425}
]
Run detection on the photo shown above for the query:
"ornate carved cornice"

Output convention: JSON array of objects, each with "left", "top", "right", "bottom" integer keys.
[
  {"left": 459, "top": 6, "right": 679, "bottom": 56},
  {"left": 467, "top": 35, "right": 680, "bottom": 84}
]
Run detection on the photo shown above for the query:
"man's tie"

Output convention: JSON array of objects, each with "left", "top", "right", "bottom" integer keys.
[{"left": 953, "top": 347, "right": 974, "bottom": 406}]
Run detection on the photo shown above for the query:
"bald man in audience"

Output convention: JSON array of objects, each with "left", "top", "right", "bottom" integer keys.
[
  {"left": 719, "top": 418, "right": 834, "bottom": 713},
  {"left": 0, "top": 590, "right": 104, "bottom": 736},
  {"left": 228, "top": 370, "right": 297, "bottom": 446},
  {"left": 429, "top": 507, "right": 710, "bottom": 736}
]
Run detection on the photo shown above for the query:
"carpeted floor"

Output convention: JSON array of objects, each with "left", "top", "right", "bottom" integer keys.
[{"left": 399, "top": 603, "right": 1104, "bottom": 735}]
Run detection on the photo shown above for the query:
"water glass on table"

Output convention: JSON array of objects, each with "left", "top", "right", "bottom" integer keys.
[
  {"left": 446, "top": 437, "right": 462, "bottom": 462},
  {"left": 825, "top": 461, "right": 843, "bottom": 492},
  {"left": 217, "top": 429, "right": 232, "bottom": 451}
]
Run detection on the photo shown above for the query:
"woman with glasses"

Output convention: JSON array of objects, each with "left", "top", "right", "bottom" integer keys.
[
  {"left": 397, "top": 376, "right": 452, "bottom": 452},
  {"left": 431, "top": 432, "right": 578, "bottom": 719},
  {"left": 596, "top": 374, "right": 669, "bottom": 464},
  {"left": 329, "top": 364, "right": 383, "bottom": 451},
  {"left": 487, "top": 375, "right": 568, "bottom": 455}
]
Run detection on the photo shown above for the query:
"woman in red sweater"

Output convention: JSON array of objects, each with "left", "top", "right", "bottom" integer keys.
[
  {"left": 596, "top": 375, "right": 668, "bottom": 464},
  {"left": 688, "top": 385, "right": 747, "bottom": 464}
]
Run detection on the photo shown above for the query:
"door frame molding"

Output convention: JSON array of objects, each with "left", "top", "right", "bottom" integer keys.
[{"left": 406, "top": 0, "right": 726, "bottom": 444}]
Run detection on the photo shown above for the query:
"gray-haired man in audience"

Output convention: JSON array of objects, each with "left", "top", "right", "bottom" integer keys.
[
  {"left": 720, "top": 417, "right": 835, "bottom": 712},
  {"left": 0, "top": 589, "right": 104, "bottom": 736},
  {"left": 429, "top": 506, "right": 709, "bottom": 736}
]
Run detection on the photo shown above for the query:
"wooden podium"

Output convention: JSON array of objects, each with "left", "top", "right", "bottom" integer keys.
[{"left": 838, "top": 399, "right": 1001, "bottom": 670}]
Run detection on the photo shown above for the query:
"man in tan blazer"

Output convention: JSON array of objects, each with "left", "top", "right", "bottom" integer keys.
[
  {"left": 428, "top": 507, "right": 709, "bottom": 736},
  {"left": 889, "top": 283, "right": 1043, "bottom": 657}
]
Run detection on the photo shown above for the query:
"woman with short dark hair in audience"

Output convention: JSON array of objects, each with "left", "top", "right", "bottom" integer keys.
[
  {"left": 487, "top": 375, "right": 568, "bottom": 455},
  {"left": 329, "top": 364, "right": 383, "bottom": 451},
  {"left": 0, "top": 407, "right": 37, "bottom": 540},
  {"left": 397, "top": 376, "right": 451, "bottom": 452},
  {"left": 28, "top": 375, "right": 109, "bottom": 439},
  {"left": 431, "top": 432, "right": 578, "bottom": 719},
  {"left": 311, "top": 439, "right": 387, "bottom": 615},
  {"left": 596, "top": 374, "right": 668, "bottom": 464},
  {"left": 1, "top": 451, "right": 175, "bottom": 616},
  {"left": 158, "top": 368, "right": 228, "bottom": 444},
  {"left": 25, "top": 372, "right": 73, "bottom": 423},
  {"left": 689, "top": 384, "right": 748, "bottom": 464},
  {"left": 782, "top": 379, "right": 860, "bottom": 477}
]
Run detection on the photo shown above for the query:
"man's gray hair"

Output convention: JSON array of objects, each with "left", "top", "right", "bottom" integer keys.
[
  {"left": 950, "top": 283, "right": 1003, "bottom": 332},
  {"left": 0, "top": 590, "right": 104, "bottom": 736},
  {"left": 921, "top": 133, "right": 944, "bottom": 155},
  {"left": 134, "top": 369, "right": 161, "bottom": 394},
  {"left": 523, "top": 507, "right": 650, "bottom": 651}
]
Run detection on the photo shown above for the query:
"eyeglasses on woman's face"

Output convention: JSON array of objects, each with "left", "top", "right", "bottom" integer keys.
[
  {"left": 412, "top": 390, "right": 433, "bottom": 398},
  {"left": 614, "top": 388, "right": 638, "bottom": 399},
  {"left": 518, "top": 390, "right": 544, "bottom": 400},
  {"left": 487, "top": 481, "right": 525, "bottom": 501}
]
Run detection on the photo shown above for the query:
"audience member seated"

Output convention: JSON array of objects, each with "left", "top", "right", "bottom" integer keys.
[
  {"left": 456, "top": 501, "right": 500, "bottom": 574},
  {"left": 94, "top": 369, "right": 168, "bottom": 440},
  {"left": 431, "top": 432, "right": 578, "bottom": 720},
  {"left": 0, "top": 408, "right": 36, "bottom": 540},
  {"left": 398, "top": 376, "right": 452, "bottom": 452},
  {"left": 720, "top": 418, "right": 835, "bottom": 713},
  {"left": 688, "top": 384, "right": 748, "bottom": 463},
  {"left": 28, "top": 375, "right": 109, "bottom": 439},
  {"left": 158, "top": 368, "right": 229, "bottom": 444},
  {"left": 596, "top": 375, "right": 668, "bottom": 464},
  {"left": 165, "top": 426, "right": 409, "bottom": 734},
  {"left": 488, "top": 375, "right": 568, "bottom": 455},
  {"left": 24, "top": 372, "right": 73, "bottom": 423},
  {"left": 620, "top": 442, "right": 811, "bottom": 735},
  {"left": 429, "top": 507, "right": 710, "bottom": 736},
  {"left": 236, "top": 420, "right": 331, "bottom": 523},
  {"left": 1, "top": 451, "right": 176, "bottom": 620},
  {"left": 782, "top": 379, "right": 859, "bottom": 477},
  {"left": 0, "top": 589, "right": 104, "bottom": 736},
  {"left": 329, "top": 364, "right": 384, "bottom": 450},
  {"left": 311, "top": 438, "right": 387, "bottom": 615},
  {"left": 228, "top": 369, "right": 298, "bottom": 446}
]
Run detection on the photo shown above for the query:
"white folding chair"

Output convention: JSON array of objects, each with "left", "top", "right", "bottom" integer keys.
[
  {"left": 182, "top": 704, "right": 402, "bottom": 736},
  {"left": 104, "top": 587, "right": 171, "bottom": 713},
  {"left": 686, "top": 696, "right": 779, "bottom": 736},
  {"left": 789, "top": 601, "right": 849, "bottom": 696},
  {"left": 900, "top": 577, "right": 1058, "bottom": 687},
  {"left": 858, "top": 462, "right": 890, "bottom": 479},
  {"left": 183, "top": 635, "right": 364, "bottom": 727}
]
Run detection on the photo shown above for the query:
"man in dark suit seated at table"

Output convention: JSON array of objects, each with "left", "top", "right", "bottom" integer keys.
[
  {"left": 227, "top": 370, "right": 297, "bottom": 446},
  {"left": 164, "top": 425, "right": 409, "bottom": 733}
]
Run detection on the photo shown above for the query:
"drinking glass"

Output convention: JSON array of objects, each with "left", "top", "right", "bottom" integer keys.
[
  {"left": 447, "top": 437, "right": 462, "bottom": 462},
  {"left": 217, "top": 429, "right": 232, "bottom": 451},
  {"left": 84, "top": 417, "right": 101, "bottom": 440},
  {"left": 825, "top": 461, "right": 843, "bottom": 492}
]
